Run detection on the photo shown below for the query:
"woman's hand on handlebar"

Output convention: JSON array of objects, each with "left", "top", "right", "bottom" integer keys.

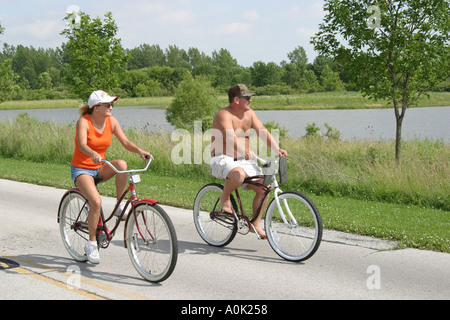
[
  {"left": 91, "top": 152, "right": 103, "bottom": 164},
  {"left": 140, "top": 150, "right": 153, "bottom": 161}
]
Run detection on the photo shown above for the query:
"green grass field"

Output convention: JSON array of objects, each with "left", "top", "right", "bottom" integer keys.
[{"left": 1, "top": 91, "right": 449, "bottom": 110}]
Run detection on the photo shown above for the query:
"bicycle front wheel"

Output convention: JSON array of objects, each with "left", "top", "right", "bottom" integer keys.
[
  {"left": 125, "top": 202, "right": 178, "bottom": 283},
  {"left": 193, "top": 183, "right": 238, "bottom": 247},
  {"left": 58, "top": 191, "right": 89, "bottom": 262},
  {"left": 265, "top": 191, "right": 322, "bottom": 262}
]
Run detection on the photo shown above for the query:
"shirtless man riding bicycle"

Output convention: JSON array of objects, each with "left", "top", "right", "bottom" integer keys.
[{"left": 210, "top": 84, "right": 287, "bottom": 238}]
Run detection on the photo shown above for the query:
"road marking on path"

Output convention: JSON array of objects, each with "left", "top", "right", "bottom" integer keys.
[
  {"left": 1, "top": 256, "right": 105, "bottom": 300},
  {"left": 0, "top": 253, "right": 151, "bottom": 300}
]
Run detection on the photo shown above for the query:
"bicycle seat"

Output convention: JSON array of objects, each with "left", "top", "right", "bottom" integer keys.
[{"left": 93, "top": 175, "right": 103, "bottom": 186}]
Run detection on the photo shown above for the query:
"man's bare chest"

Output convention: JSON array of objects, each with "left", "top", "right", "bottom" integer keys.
[{"left": 230, "top": 115, "right": 252, "bottom": 133}]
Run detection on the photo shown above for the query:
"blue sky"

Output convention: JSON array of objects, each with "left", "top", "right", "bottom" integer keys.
[{"left": 0, "top": 0, "right": 326, "bottom": 67}]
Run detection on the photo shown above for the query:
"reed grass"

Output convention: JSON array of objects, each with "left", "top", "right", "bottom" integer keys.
[
  {"left": 283, "top": 137, "right": 449, "bottom": 210},
  {"left": 1, "top": 112, "right": 448, "bottom": 210}
]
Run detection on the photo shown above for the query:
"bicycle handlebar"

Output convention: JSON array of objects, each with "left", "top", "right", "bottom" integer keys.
[
  {"left": 101, "top": 158, "right": 152, "bottom": 174},
  {"left": 256, "top": 155, "right": 287, "bottom": 183},
  {"left": 256, "top": 154, "right": 286, "bottom": 162},
  {"left": 256, "top": 155, "right": 280, "bottom": 166},
  {"left": 255, "top": 156, "right": 267, "bottom": 164}
]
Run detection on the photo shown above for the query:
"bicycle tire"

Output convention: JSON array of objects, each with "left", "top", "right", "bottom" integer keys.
[
  {"left": 58, "top": 191, "right": 89, "bottom": 262},
  {"left": 125, "top": 202, "right": 178, "bottom": 283},
  {"left": 193, "top": 183, "right": 238, "bottom": 247},
  {"left": 265, "top": 191, "right": 322, "bottom": 262}
]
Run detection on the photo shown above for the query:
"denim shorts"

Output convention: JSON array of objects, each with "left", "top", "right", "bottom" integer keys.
[{"left": 71, "top": 165, "right": 100, "bottom": 184}]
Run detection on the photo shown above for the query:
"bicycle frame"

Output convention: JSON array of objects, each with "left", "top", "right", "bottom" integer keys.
[
  {"left": 228, "top": 156, "right": 299, "bottom": 234},
  {"left": 234, "top": 176, "right": 272, "bottom": 224}
]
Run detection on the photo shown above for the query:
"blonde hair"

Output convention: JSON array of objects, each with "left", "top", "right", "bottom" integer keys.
[{"left": 78, "top": 104, "right": 94, "bottom": 116}]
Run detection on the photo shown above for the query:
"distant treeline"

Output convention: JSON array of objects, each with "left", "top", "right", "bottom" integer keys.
[{"left": 1, "top": 43, "right": 449, "bottom": 101}]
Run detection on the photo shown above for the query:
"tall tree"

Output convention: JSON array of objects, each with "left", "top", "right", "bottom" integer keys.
[
  {"left": 0, "top": 24, "right": 19, "bottom": 103},
  {"left": 250, "top": 61, "right": 282, "bottom": 87},
  {"left": 165, "top": 45, "right": 191, "bottom": 70},
  {"left": 61, "top": 11, "right": 129, "bottom": 101},
  {"left": 287, "top": 46, "right": 308, "bottom": 76},
  {"left": 211, "top": 48, "right": 240, "bottom": 88},
  {"left": 312, "top": 0, "right": 450, "bottom": 162},
  {"left": 127, "top": 44, "right": 166, "bottom": 69}
]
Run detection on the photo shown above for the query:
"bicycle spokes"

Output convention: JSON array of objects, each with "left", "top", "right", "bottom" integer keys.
[
  {"left": 133, "top": 207, "right": 157, "bottom": 243},
  {"left": 265, "top": 191, "right": 322, "bottom": 262},
  {"left": 126, "top": 202, "right": 178, "bottom": 282}
]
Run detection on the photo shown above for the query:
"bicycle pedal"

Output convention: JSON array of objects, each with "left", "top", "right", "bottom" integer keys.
[{"left": 97, "top": 234, "right": 109, "bottom": 249}]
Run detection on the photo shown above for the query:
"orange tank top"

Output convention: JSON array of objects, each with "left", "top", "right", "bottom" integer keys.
[{"left": 71, "top": 115, "right": 113, "bottom": 169}]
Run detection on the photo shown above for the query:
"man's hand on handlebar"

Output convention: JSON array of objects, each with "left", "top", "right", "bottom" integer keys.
[{"left": 278, "top": 148, "right": 288, "bottom": 158}]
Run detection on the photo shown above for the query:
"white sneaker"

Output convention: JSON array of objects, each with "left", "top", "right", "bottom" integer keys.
[
  {"left": 85, "top": 241, "right": 100, "bottom": 264},
  {"left": 114, "top": 202, "right": 126, "bottom": 221}
]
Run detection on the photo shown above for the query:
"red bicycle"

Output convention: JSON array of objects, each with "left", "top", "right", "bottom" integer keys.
[{"left": 57, "top": 159, "right": 178, "bottom": 282}]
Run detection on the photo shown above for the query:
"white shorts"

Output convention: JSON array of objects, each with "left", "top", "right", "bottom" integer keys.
[{"left": 210, "top": 155, "right": 263, "bottom": 189}]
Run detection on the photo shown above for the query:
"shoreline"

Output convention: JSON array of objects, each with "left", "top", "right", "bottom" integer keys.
[{"left": 1, "top": 91, "right": 449, "bottom": 111}]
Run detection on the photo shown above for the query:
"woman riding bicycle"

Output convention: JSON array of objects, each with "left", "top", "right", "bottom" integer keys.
[{"left": 70, "top": 90, "right": 152, "bottom": 264}]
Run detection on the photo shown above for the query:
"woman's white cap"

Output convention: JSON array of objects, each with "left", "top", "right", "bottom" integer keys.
[{"left": 88, "top": 90, "right": 119, "bottom": 108}]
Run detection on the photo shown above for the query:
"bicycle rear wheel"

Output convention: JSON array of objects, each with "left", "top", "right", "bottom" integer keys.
[
  {"left": 125, "top": 202, "right": 178, "bottom": 283},
  {"left": 265, "top": 191, "right": 322, "bottom": 262},
  {"left": 58, "top": 191, "right": 89, "bottom": 262},
  {"left": 193, "top": 183, "right": 238, "bottom": 247}
]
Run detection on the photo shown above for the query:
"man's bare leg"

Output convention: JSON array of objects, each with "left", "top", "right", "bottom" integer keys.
[
  {"left": 247, "top": 182, "right": 268, "bottom": 238},
  {"left": 221, "top": 169, "right": 267, "bottom": 237},
  {"left": 220, "top": 168, "right": 245, "bottom": 213}
]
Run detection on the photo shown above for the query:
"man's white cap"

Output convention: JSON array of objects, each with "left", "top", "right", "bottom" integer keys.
[{"left": 88, "top": 90, "right": 119, "bottom": 108}]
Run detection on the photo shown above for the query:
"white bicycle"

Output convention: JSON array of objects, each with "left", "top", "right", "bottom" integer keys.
[{"left": 193, "top": 155, "right": 322, "bottom": 262}]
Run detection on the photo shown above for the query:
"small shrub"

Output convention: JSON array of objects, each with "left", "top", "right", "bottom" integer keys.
[{"left": 165, "top": 77, "right": 220, "bottom": 132}]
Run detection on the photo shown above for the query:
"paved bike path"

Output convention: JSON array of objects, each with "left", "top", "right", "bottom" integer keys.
[{"left": 0, "top": 178, "right": 449, "bottom": 300}]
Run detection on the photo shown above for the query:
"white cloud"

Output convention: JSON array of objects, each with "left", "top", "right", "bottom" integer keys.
[
  {"left": 310, "top": 2, "right": 325, "bottom": 19},
  {"left": 214, "top": 22, "right": 252, "bottom": 36},
  {"left": 278, "top": 3, "right": 324, "bottom": 22},
  {"left": 7, "top": 18, "right": 62, "bottom": 44},
  {"left": 242, "top": 10, "right": 259, "bottom": 22},
  {"left": 295, "top": 27, "right": 317, "bottom": 39},
  {"left": 0, "top": 0, "right": 327, "bottom": 66},
  {"left": 160, "top": 9, "right": 196, "bottom": 24}
]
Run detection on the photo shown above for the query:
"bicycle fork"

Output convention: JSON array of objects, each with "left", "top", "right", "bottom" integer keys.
[
  {"left": 128, "top": 201, "right": 157, "bottom": 252},
  {"left": 273, "top": 188, "right": 298, "bottom": 228}
]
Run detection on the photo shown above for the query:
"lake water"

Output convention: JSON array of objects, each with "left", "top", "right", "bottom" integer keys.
[{"left": 0, "top": 105, "right": 449, "bottom": 142}]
